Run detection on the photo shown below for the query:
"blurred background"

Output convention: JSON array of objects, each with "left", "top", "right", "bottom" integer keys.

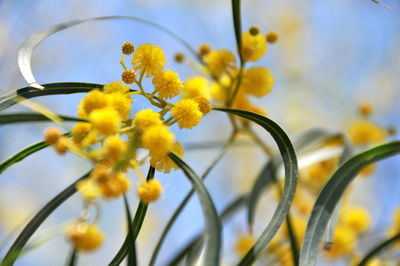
[{"left": 0, "top": 0, "right": 399, "bottom": 265}]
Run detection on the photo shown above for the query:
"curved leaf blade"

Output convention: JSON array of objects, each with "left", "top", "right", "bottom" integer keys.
[
  {"left": 18, "top": 16, "right": 199, "bottom": 89},
  {"left": 214, "top": 108, "right": 298, "bottom": 265},
  {"left": 123, "top": 195, "right": 137, "bottom": 266},
  {"left": 169, "top": 153, "right": 222, "bottom": 266},
  {"left": 358, "top": 233, "right": 400, "bottom": 266},
  {"left": 1, "top": 172, "right": 90, "bottom": 265},
  {"left": 108, "top": 167, "right": 155, "bottom": 266},
  {"left": 0, "top": 113, "right": 84, "bottom": 124},
  {"left": 299, "top": 141, "right": 400, "bottom": 266},
  {"left": 231, "top": 0, "right": 243, "bottom": 63},
  {"left": 0, "top": 82, "right": 102, "bottom": 112}
]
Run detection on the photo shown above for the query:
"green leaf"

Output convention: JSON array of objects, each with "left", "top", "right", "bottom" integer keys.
[
  {"left": 66, "top": 248, "right": 77, "bottom": 266},
  {"left": 0, "top": 82, "right": 102, "bottom": 112},
  {"left": 108, "top": 167, "right": 155, "bottom": 266},
  {"left": 1, "top": 172, "right": 90, "bottom": 265},
  {"left": 123, "top": 195, "right": 137, "bottom": 266},
  {"left": 358, "top": 233, "right": 400, "bottom": 265},
  {"left": 148, "top": 139, "right": 232, "bottom": 266},
  {"left": 299, "top": 141, "right": 400, "bottom": 266},
  {"left": 231, "top": 0, "right": 243, "bottom": 63},
  {"left": 168, "top": 153, "right": 222, "bottom": 266},
  {"left": 0, "top": 141, "right": 48, "bottom": 175},
  {"left": 214, "top": 108, "right": 298, "bottom": 265},
  {"left": 165, "top": 195, "right": 247, "bottom": 266},
  {"left": 18, "top": 16, "right": 199, "bottom": 89},
  {"left": 0, "top": 113, "right": 84, "bottom": 124}
]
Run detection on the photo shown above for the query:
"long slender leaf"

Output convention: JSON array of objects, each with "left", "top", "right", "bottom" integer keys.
[
  {"left": 0, "top": 113, "right": 84, "bottom": 124},
  {"left": 108, "top": 167, "right": 155, "bottom": 266},
  {"left": 0, "top": 82, "right": 102, "bottom": 112},
  {"left": 214, "top": 108, "right": 298, "bottom": 265},
  {"left": 1, "top": 171, "right": 90, "bottom": 265},
  {"left": 165, "top": 195, "right": 247, "bottom": 265},
  {"left": 148, "top": 138, "right": 232, "bottom": 266},
  {"left": 0, "top": 141, "right": 48, "bottom": 175},
  {"left": 168, "top": 153, "right": 221, "bottom": 266},
  {"left": 358, "top": 233, "right": 400, "bottom": 266},
  {"left": 247, "top": 128, "right": 341, "bottom": 229},
  {"left": 123, "top": 195, "right": 137, "bottom": 266},
  {"left": 231, "top": 0, "right": 243, "bottom": 63},
  {"left": 299, "top": 141, "right": 400, "bottom": 266},
  {"left": 66, "top": 248, "right": 77, "bottom": 266},
  {"left": 18, "top": 16, "right": 199, "bottom": 89}
]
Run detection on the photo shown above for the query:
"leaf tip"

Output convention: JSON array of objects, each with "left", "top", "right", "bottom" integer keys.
[{"left": 30, "top": 82, "right": 45, "bottom": 90}]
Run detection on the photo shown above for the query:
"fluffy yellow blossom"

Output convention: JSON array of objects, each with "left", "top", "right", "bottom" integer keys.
[
  {"left": 342, "top": 207, "right": 371, "bottom": 234},
  {"left": 89, "top": 107, "right": 121, "bottom": 136},
  {"left": 241, "top": 66, "right": 275, "bottom": 98},
  {"left": 182, "top": 76, "right": 210, "bottom": 99},
  {"left": 171, "top": 99, "right": 202, "bottom": 129},
  {"left": 103, "top": 135, "right": 127, "bottom": 160},
  {"left": 266, "top": 32, "right": 279, "bottom": 43},
  {"left": 72, "top": 122, "right": 92, "bottom": 143},
  {"left": 109, "top": 93, "right": 133, "bottom": 121},
  {"left": 142, "top": 125, "right": 174, "bottom": 155},
  {"left": 199, "top": 43, "right": 211, "bottom": 57},
  {"left": 44, "top": 127, "right": 61, "bottom": 145},
  {"left": 67, "top": 223, "right": 104, "bottom": 252},
  {"left": 137, "top": 179, "right": 163, "bottom": 203},
  {"left": 152, "top": 70, "right": 182, "bottom": 99},
  {"left": 194, "top": 96, "right": 211, "bottom": 115},
  {"left": 103, "top": 81, "right": 130, "bottom": 94},
  {"left": 150, "top": 141, "right": 184, "bottom": 173},
  {"left": 235, "top": 235, "right": 255, "bottom": 257},
  {"left": 77, "top": 90, "right": 110, "bottom": 118},
  {"left": 132, "top": 43, "right": 166, "bottom": 77},
  {"left": 100, "top": 173, "right": 130, "bottom": 199},
  {"left": 54, "top": 136, "right": 70, "bottom": 155},
  {"left": 121, "top": 41, "right": 134, "bottom": 55},
  {"left": 76, "top": 178, "right": 100, "bottom": 201},
  {"left": 325, "top": 227, "right": 357, "bottom": 259},
  {"left": 205, "top": 49, "right": 236, "bottom": 77},
  {"left": 241, "top": 32, "right": 267, "bottom": 62},
  {"left": 133, "top": 109, "right": 163, "bottom": 132},
  {"left": 348, "top": 120, "right": 386, "bottom": 146},
  {"left": 91, "top": 164, "right": 112, "bottom": 184},
  {"left": 121, "top": 69, "right": 136, "bottom": 84},
  {"left": 210, "top": 76, "right": 231, "bottom": 103}
]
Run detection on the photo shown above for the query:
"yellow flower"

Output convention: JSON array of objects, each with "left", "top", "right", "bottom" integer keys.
[
  {"left": 76, "top": 178, "right": 100, "bottom": 201},
  {"left": 241, "top": 31, "right": 267, "bottom": 62},
  {"left": 89, "top": 107, "right": 121, "bottom": 136},
  {"left": 348, "top": 120, "right": 386, "bottom": 146},
  {"left": 342, "top": 207, "right": 371, "bottom": 234},
  {"left": 241, "top": 66, "right": 275, "bottom": 98},
  {"left": 44, "top": 127, "right": 62, "bottom": 145},
  {"left": 133, "top": 109, "right": 163, "bottom": 132},
  {"left": 109, "top": 93, "right": 133, "bottom": 121},
  {"left": 358, "top": 102, "right": 373, "bottom": 117},
  {"left": 171, "top": 99, "right": 202, "bottom": 129},
  {"left": 205, "top": 49, "right": 236, "bottom": 77},
  {"left": 67, "top": 223, "right": 104, "bottom": 252},
  {"left": 325, "top": 227, "right": 357, "bottom": 259},
  {"left": 198, "top": 43, "right": 211, "bottom": 57},
  {"left": 132, "top": 43, "right": 166, "bottom": 77},
  {"left": 137, "top": 179, "right": 163, "bottom": 203},
  {"left": 103, "top": 135, "right": 127, "bottom": 161},
  {"left": 152, "top": 70, "right": 182, "bottom": 99},
  {"left": 142, "top": 125, "right": 174, "bottom": 156},
  {"left": 100, "top": 173, "right": 130, "bottom": 199},
  {"left": 182, "top": 76, "right": 210, "bottom": 99},
  {"left": 234, "top": 235, "right": 255, "bottom": 257},
  {"left": 193, "top": 96, "right": 211, "bottom": 115},
  {"left": 150, "top": 141, "right": 184, "bottom": 173},
  {"left": 121, "top": 41, "right": 134, "bottom": 55},
  {"left": 103, "top": 81, "right": 130, "bottom": 94},
  {"left": 72, "top": 122, "right": 92, "bottom": 143},
  {"left": 77, "top": 90, "right": 110, "bottom": 118},
  {"left": 266, "top": 32, "right": 279, "bottom": 43},
  {"left": 121, "top": 69, "right": 136, "bottom": 84},
  {"left": 54, "top": 136, "right": 70, "bottom": 155}
]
